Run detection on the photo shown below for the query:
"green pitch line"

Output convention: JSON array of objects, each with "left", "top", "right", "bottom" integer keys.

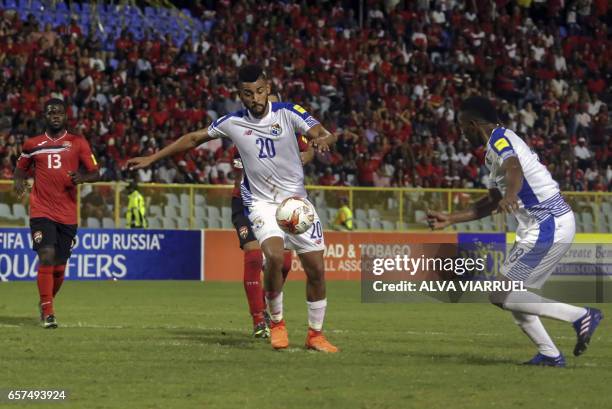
[{"left": 0, "top": 281, "right": 610, "bottom": 409}]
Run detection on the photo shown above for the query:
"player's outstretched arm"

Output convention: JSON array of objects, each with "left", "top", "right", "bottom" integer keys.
[
  {"left": 127, "top": 128, "right": 217, "bottom": 170},
  {"left": 13, "top": 167, "right": 28, "bottom": 198},
  {"left": 305, "top": 124, "right": 337, "bottom": 153},
  {"left": 427, "top": 189, "right": 503, "bottom": 230},
  {"left": 300, "top": 142, "right": 315, "bottom": 164}
]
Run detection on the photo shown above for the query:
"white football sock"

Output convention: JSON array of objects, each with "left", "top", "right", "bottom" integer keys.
[
  {"left": 512, "top": 312, "right": 560, "bottom": 357},
  {"left": 501, "top": 290, "right": 587, "bottom": 322},
  {"left": 307, "top": 299, "right": 327, "bottom": 331},
  {"left": 265, "top": 292, "right": 283, "bottom": 323}
]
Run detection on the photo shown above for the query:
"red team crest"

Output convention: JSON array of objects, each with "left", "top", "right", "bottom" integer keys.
[
  {"left": 239, "top": 226, "right": 249, "bottom": 239},
  {"left": 33, "top": 231, "right": 43, "bottom": 244}
]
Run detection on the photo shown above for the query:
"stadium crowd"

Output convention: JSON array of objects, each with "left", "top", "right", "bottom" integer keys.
[{"left": 0, "top": 0, "right": 610, "bottom": 192}]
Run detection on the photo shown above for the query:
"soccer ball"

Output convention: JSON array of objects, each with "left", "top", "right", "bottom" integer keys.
[{"left": 275, "top": 197, "right": 315, "bottom": 234}]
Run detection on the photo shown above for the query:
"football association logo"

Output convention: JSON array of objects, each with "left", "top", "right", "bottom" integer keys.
[
  {"left": 252, "top": 217, "right": 264, "bottom": 231},
  {"left": 33, "top": 231, "right": 43, "bottom": 244},
  {"left": 271, "top": 123, "right": 282, "bottom": 136}
]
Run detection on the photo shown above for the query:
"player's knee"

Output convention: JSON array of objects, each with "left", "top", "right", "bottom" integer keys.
[
  {"left": 264, "top": 252, "right": 284, "bottom": 273},
  {"left": 305, "top": 263, "right": 325, "bottom": 285},
  {"left": 38, "top": 247, "right": 56, "bottom": 266}
]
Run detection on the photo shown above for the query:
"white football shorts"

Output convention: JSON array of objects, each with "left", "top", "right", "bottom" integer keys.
[
  {"left": 247, "top": 199, "right": 325, "bottom": 254},
  {"left": 501, "top": 211, "right": 575, "bottom": 289}
]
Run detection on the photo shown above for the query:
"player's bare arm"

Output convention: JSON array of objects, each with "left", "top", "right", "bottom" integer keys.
[
  {"left": 305, "top": 124, "right": 337, "bottom": 153},
  {"left": 68, "top": 170, "right": 100, "bottom": 185},
  {"left": 495, "top": 156, "right": 523, "bottom": 214},
  {"left": 300, "top": 142, "right": 315, "bottom": 164},
  {"left": 128, "top": 128, "right": 218, "bottom": 170},
  {"left": 427, "top": 189, "right": 503, "bottom": 230},
  {"left": 13, "top": 167, "right": 28, "bottom": 198}
]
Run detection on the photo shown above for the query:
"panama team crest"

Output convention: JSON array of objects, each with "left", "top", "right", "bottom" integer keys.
[
  {"left": 271, "top": 123, "right": 282, "bottom": 136},
  {"left": 252, "top": 217, "right": 264, "bottom": 231}
]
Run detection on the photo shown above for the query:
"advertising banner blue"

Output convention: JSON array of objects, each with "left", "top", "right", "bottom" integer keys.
[
  {"left": 457, "top": 233, "right": 507, "bottom": 279},
  {"left": 0, "top": 228, "right": 203, "bottom": 281}
]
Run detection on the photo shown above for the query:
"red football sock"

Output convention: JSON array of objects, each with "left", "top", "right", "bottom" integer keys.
[
  {"left": 53, "top": 265, "right": 66, "bottom": 297},
  {"left": 281, "top": 251, "right": 292, "bottom": 282},
  {"left": 243, "top": 249, "right": 265, "bottom": 326},
  {"left": 37, "top": 265, "right": 55, "bottom": 316}
]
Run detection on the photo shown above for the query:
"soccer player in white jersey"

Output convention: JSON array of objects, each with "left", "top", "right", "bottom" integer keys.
[
  {"left": 427, "top": 96, "right": 603, "bottom": 367},
  {"left": 128, "top": 65, "right": 338, "bottom": 353}
]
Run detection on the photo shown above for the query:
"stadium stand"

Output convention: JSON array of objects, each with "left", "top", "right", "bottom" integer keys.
[{"left": 0, "top": 1, "right": 609, "bottom": 231}]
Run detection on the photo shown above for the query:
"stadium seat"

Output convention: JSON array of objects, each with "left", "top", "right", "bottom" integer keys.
[
  {"left": 313, "top": 194, "right": 326, "bottom": 208},
  {"left": 162, "top": 218, "right": 176, "bottom": 229},
  {"left": 381, "top": 220, "right": 394, "bottom": 231},
  {"left": 480, "top": 217, "right": 495, "bottom": 231},
  {"left": 120, "top": 219, "right": 127, "bottom": 228},
  {"left": 148, "top": 218, "right": 161, "bottom": 229},
  {"left": 102, "top": 218, "right": 115, "bottom": 229},
  {"left": 179, "top": 205, "right": 191, "bottom": 218},
  {"left": 164, "top": 193, "right": 180, "bottom": 208},
  {"left": 466, "top": 221, "right": 480, "bottom": 232},
  {"left": 221, "top": 218, "right": 233, "bottom": 229},
  {"left": 194, "top": 207, "right": 206, "bottom": 219},
  {"left": 0, "top": 203, "right": 11, "bottom": 218},
  {"left": 164, "top": 206, "right": 179, "bottom": 219},
  {"left": 176, "top": 218, "right": 189, "bottom": 230},
  {"left": 326, "top": 208, "right": 337, "bottom": 221},
  {"left": 12, "top": 204, "right": 26, "bottom": 218},
  {"left": 414, "top": 210, "right": 426, "bottom": 223},
  {"left": 355, "top": 209, "right": 367, "bottom": 221},
  {"left": 319, "top": 212, "right": 328, "bottom": 227},
  {"left": 370, "top": 220, "right": 382, "bottom": 230},
  {"left": 195, "top": 194, "right": 206, "bottom": 206},
  {"left": 506, "top": 215, "right": 518, "bottom": 231},
  {"left": 180, "top": 193, "right": 190, "bottom": 207},
  {"left": 221, "top": 206, "right": 232, "bottom": 220},
  {"left": 208, "top": 218, "right": 221, "bottom": 229},
  {"left": 86, "top": 217, "right": 101, "bottom": 228},
  {"left": 368, "top": 209, "right": 381, "bottom": 219},
  {"left": 149, "top": 205, "right": 162, "bottom": 217},
  {"left": 206, "top": 206, "right": 221, "bottom": 220},
  {"left": 194, "top": 218, "right": 206, "bottom": 229}
]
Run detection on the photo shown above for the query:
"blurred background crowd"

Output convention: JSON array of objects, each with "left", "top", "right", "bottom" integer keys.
[{"left": 0, "top": 0, "right": 610, "bottom": 191}]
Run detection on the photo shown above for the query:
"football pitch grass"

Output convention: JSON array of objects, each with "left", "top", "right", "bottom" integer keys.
[{"left": 0, "top": 281, "right": 610, "bottom": 409}]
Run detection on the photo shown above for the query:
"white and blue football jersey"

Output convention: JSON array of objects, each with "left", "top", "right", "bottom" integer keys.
[
  {"left": 207, "top": 101, "right": 319, "bottom": 205},
  {"left": 485, "top": 127, "right": 571, "bottom": 228}
]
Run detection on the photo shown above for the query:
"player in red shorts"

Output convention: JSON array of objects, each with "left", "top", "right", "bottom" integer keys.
[
  {"left": 13, "top": 98, "right": 99, "bottom": 329},
  {"left": 231, "top": 132, "right": 313, "bottom": 338}
]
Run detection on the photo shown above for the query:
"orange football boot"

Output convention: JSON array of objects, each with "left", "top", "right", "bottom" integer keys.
[
  {"left": 270, "top": 320, "right": 289, "bottom": 349},
  {"left": 305, "top": 328, "right": 339, "bottom": 353}
]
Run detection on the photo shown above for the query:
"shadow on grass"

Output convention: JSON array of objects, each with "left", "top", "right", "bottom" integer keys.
[
  {"left": 168, "top": 328, "right": 259, "bottom": 350},
  {"left": 373, "top": 349, "right": 518, "bottom": 366},
  {"left": 0, "top": 315, "right": 39, "bottom": 327}
]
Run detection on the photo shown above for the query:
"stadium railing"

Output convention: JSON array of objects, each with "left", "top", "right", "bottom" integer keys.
[{"left": 0, "top": 180, "right": 610, "bottom": 233}]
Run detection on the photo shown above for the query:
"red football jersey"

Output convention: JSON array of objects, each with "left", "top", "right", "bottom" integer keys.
[{"left": 16, "top": 132, "right": 98, "bottom": 225}]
